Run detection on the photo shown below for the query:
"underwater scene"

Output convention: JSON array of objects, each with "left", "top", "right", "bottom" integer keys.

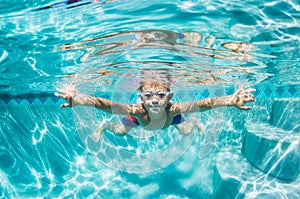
[{"left": 0, "top": 0, "right": 299, "bottom": 198}]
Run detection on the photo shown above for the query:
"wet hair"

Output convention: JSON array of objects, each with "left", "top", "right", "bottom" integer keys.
[
  {"left": 138, "top": 81, "right": 170, "bottom": 92},
  {"left": 137, "top": 70, "right": 171, "bottom": 91}
]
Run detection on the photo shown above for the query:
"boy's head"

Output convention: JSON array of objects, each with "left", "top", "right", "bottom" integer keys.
[{"left": 137, "top": 70, "right": 173, "bottom": 115}]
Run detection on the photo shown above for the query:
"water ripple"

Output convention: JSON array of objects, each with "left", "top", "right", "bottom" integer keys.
[
  {"left": 57, "top": 29, "right": 272, "bottom": 92},
  {"left": 1, "top": 0, "right": 300, "bottom": 198},
  {"left": 0, "top": 0, "right": 299, "bottom": 94}
]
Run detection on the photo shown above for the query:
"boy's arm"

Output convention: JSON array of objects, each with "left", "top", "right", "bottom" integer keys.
[
  {"left": 171, "top": 87, "right": 255, "bottom": 114},
  {"left": 55, "top": 85, "right": 140, "bottom": 115}
]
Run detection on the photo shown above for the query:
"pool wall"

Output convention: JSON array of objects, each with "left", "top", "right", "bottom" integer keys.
[{"left": 0, "top": 84, "right": 299, "bottom": 198}]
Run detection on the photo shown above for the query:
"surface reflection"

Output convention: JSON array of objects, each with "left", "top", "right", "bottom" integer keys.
[{"left": 59, "top": 29, "right": 266, "bottom": 90}]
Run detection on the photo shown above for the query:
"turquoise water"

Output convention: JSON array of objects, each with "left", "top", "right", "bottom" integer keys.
[{"left": 1, "top": 0, "right": 300, "bottom": 198}]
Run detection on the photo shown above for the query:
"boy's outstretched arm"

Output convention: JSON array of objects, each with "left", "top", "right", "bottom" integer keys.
[
  {"left": 54, "top": 84, "right": 140, "bottom": 115},
  {"left": 171, "top": 87, "right": 255, "bottom": 114}
]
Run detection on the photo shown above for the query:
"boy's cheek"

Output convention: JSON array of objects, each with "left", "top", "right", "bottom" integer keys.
[{"left": 143, "top": 101, "right": 151, "bottom": 108}]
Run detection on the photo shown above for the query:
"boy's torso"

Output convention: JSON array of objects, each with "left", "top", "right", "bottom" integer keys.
[{"left": 126, "top": 103, "right": 184, "bottom": 130}]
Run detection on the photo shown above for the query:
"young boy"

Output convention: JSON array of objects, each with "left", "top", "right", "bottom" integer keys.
[{"left": 55, "top": 73, "right": 255, "bottom": 142}]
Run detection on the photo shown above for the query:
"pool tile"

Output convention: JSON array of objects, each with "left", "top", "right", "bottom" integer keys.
[
  {"left": 15, "top": 98, "right": 23, "bottom": 104},
  {"left": 27, "top": 97, "right": 36, "bottom": 104},
  {"left": 7, "top": 99, "right": 18, "bottom": 106},
  {"left": 3, "top": 98, "right": 11, "bottom": 105},
  {"left": 288, "top": 85, "right": 297, "bottom": 96},
  {"left": 112, "top": 93, "right": 124, "bottom": 101},
  {"left": 50, "top": 96, "right": 59, "bottom": 104},
  {"left": 253, "top": 88, "right": 260, "bottom": 96},
  {"left": 213, "top": 88, "right": 225, "bottom": 97},
  {"left": 38, "top": 97, "right": 48, "bottom": 104},
  {"left": 263, "top": 86, "right": 273, "bottom": 97},
  {"left": 276, "top": 86, "right": 285, "bottom": 97},
  {"left": 19, "top": 99, "right": 31, "bottom": 106},
  {"left": 226, "top": 87, "right": 235, "bottom": 95},
  {"left": 201, "top": 89, "right": 210, "bottom": 98}
]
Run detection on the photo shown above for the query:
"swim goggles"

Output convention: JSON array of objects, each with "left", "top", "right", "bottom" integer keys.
[{"left": 140, "top": 91, "right": 169, "bottom": 100}]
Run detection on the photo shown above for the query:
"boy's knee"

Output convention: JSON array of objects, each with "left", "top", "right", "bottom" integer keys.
[
  {"left": 176, "top": 119, "right": 205, "bottom": 135},
  {"left": 180, "top": 129, "right": 193, "bottom": 135},
  {"left": 115, "top": 129, "right": 127, "bottom": 135},
  {"left": 176, "top": 123, "right": 193, "bottom": 135}
]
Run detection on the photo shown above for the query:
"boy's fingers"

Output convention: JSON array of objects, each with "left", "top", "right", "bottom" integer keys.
[
  {"left": 56, "top": 88, "right": 66, "bottom": 93},
  {"left": 54, "top": 92, "right": 68, "bottom": 99},
  {"left": 247, "top": 98, "right": 255, "bottom": 103},
  {"left": 245, "top": 88, "right": 256, "bottom": 93},
  {"left": 236, "top": 87, "right": 244, "bottom": 94},
  {"left": 54, "top": 92, "right": 63, "bottom": 98},
  {"left": 240, "top": 105, "right": 251, "bottom": 110},
  {"left": 243, "top": 95, "right": 254, "bottom": 102},
  {"left": 238, "top": 87, "right": 256, "bottom": 94},
  {"left": 60, "top": 103, "right": 70, "bottom": 108}
]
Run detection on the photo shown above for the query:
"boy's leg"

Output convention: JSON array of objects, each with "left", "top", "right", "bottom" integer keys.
[
  {"left": 92, "top": 122, "right": 133, "bottom": 142},
  {"left": 175, "top": 118, "right": 205, "bottom": 135}
]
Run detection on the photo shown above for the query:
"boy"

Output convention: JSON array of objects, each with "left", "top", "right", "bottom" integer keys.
[{"left": 55, "top": 73, "right": 255, "bottom": 142}]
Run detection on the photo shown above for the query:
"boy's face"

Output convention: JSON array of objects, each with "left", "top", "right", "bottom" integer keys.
[{"left": 140, "top": 83, "right": 172, "bottom": 116}]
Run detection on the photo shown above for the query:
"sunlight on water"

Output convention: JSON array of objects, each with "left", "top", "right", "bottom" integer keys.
[
  {"left": 0, "top": 0, "right": 298, "bottom": 94},
  {"left": 0, "top": 0, "right": 299, "bottom": 198},
  {"left": 58, "top": 29, "right": 269, "bottom": 91}
]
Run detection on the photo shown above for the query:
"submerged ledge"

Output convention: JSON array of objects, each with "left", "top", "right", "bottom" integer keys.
[{"left": 213, "top": 147, "right": 300, "bottom": 198}]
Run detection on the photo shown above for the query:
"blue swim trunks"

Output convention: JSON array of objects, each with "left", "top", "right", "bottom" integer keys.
[{"left": 122, "top": 114, "right": 185, "bottom": 127}]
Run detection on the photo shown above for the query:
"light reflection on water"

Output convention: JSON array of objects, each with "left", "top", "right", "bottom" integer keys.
[
  {"left": 1, "top": 0, "right": 299, "bottom": 94},
  {"left": 0, "top": 0, "right": 299, "bottom": 198},
  {"left": 58, "top": 29, "right": 269, "bottom": 91}
]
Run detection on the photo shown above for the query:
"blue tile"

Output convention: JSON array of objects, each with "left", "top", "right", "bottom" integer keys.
[
  {"left": 3, "top": 98, "right": 10, "bottom": 105},
  {"left": 176, "top": 90, "right": 185, "bottom": 98},
  {"left": 0, "top": 100, "right": 5, "bottom": 106},
  {"left": 253, "top": 88, "right": 260, "bottom": 96},
  {"left": 264, "top": 87, "right": 273, "bottom": 97},
  {"left": 50, "top": 96, "right": 59, "bottom": 104},
  {"left": 201, "top": 89, "right": 210, "bottom": 98},
  {"left": 112, "top": 93, "right": 123, "bottom": 101},
  {"left": 288, "top": 85, "right": 297, "bottom": 96},
  {"left": 276, "top": 86, "right": 285, "bottom": 97},
  {"left": 27, "top": 97, "right": 35, "bottom": 104},
  {"left": 15, "top": 98, "right": 22, "bottom": 104},
  {"left": 38, "top": 97, "right": 48, "bottom": 104},
  {"left": 8, "top": 99, "right": 17, "bottom": 106},
  {"left": 214, "top": 89, "right": 225, "bottom": 96},
  {"left": 226, "top": 87, "right": 235, "bottom": 95},
  {"left": 129, "top": 94, "right": 136, "bottom": 102}
]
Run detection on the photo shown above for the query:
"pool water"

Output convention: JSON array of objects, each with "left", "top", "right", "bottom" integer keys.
[{"left": 0, "top": 0, "right": 299, "bottom": 198}]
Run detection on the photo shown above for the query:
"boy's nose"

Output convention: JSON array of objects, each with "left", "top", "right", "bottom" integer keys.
[{"left": 152, "top": 100, "right": 158, "bottom": 105}]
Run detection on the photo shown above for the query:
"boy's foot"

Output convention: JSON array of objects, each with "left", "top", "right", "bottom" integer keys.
[{"left": 92, "top": 132, "right": 101, "bottom": 142}]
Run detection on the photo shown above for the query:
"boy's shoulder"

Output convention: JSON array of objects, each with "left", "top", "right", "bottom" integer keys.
[
  {"left": 168, "top": 102, "right": 184, "bottom": 114},
  {"left": 166, "top": 102, "right": 177, "bottom": 113}
]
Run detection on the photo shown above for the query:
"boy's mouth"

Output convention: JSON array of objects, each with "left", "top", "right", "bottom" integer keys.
[{"left": 149, "top": 105, "right": 161, "bottom": 112}]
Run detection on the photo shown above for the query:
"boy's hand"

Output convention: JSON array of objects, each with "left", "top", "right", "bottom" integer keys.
[
  {"left": 54, "top": 84, "right": 83, "bottom": 107},
  {"left": 231, "top": 87, "right": 255, "bottom": 110}
]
